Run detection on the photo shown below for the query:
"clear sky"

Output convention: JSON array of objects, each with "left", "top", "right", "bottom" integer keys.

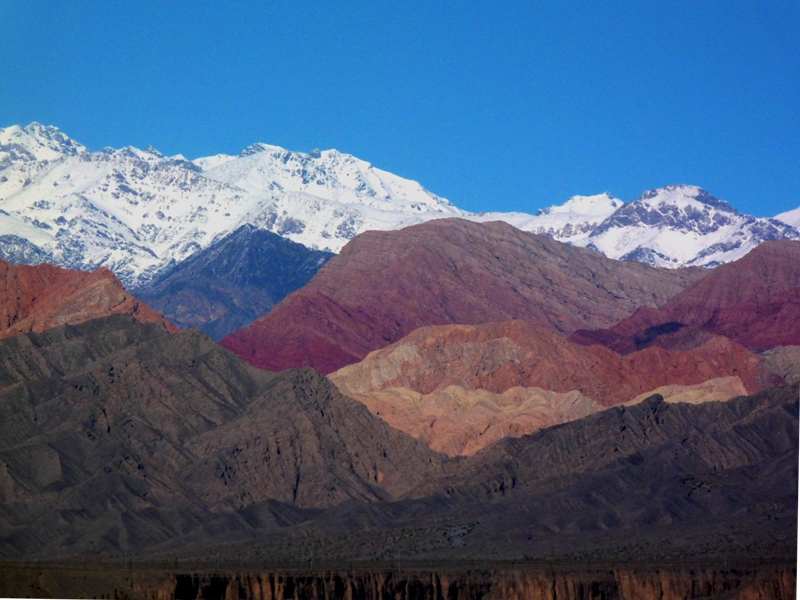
[{"left": 1, "top": 1, "right": 798, "bottom": 217}]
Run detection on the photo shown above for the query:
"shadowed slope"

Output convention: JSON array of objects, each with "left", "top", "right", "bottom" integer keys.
[
  {"left": 133, "top": 225, "right": 334, "bottom": 340},
  {"left": 0, "top": 315, "right": 443, "bottom": 559},
  {"left": 222, "top": 219, "right": 705, "bottom": 374},
  {"left": 144, "top": 386, "right": 798, "bottom": 568}
]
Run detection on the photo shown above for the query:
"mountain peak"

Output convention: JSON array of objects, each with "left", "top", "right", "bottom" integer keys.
[
  {"left": 636, "top": 185, "right": 737, "bottom": 213},
  {"left": 0, "top": 122, "right": 87, "bottom": 162},
  {"left": 538, "top": 192, "right": 623, "bottom": 217}
]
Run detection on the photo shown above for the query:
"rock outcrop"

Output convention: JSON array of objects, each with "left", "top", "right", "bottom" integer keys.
[
  {"left": 625, "top": 376, "right": 749, "bottom": 406},
  {"left": 344, "top": 385, "right": 603, "bottom": 456},
  {"left": 339, "top": 376, "right": 750, "bottom": 457},
  {"left": 222, "top": 219, "right": 705, "bottom": 374},
  {"left": 761, "top": 346, "right": 800, "bottom": 385},
  {"left": 0, "top": 258, "right": 177, "bottom": 339}
]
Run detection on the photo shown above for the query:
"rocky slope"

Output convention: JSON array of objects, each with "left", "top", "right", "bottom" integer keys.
[
  {"left": 137, "top": 386, "right": 797, "bottom": 570},
  {"left": 339, "top": 385, "right": 604, "bottom": 457},
  {"left": 0, "top": 315, "right": 444, "bottom": 558},
  {"left": 572, "top": 239, "right": 800, "bottom": 352},
  {"left": 761, "top": 346, "right": 800, "bottom": 385},
  {"left": 132, "top": 224, "right": 334, "bottom": 340},
  {"left": 330, "top": 320, "right": 773, "bottom": 404},
  {"left": 221, "top": 218, "right": 706, "bottom": 374},
  {"left": 0, "top": 311, "right": 794, "bottom": 570},
  {"left": 327, "top": 376, "right": 747, "bottom": 457},
  {"left": 0, "top": 258, "right": 176, "bottom": 339}
]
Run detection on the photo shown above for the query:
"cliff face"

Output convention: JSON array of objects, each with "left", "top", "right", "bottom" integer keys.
[
  {"left": 0, "top": 258, "right": 177, "bottom": 338},
  {"left": 221, "top": 219, "right": 705, "bottom": 374}
]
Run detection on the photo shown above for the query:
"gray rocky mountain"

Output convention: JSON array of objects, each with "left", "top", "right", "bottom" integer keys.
[
  {"left": 133, "top": 224, "right": 334, "bottom": 340},
  {"left": 0, "top": 315, "right": 444, "bottom": 559}
]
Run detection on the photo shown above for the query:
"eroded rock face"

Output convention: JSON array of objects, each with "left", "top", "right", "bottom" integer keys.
[
  {"left": 761, "top": 346, "right": 800, "bottom": 385},
  {"left": 330, "top": 320, "right": 775, "bottom": 407},
  {"left": 3, "top": 564, "right": 794, "bottom": 600},
  {"left": 339, "top": 377, "right": 751, "bottom": 457},
  {"left": 0, "top": 258, "right": 177, "bottom": 338},
  {"left": 221, "top": 219, "right": 705, "bottom": 374},
  {"left": 343, "top": 385, "right": 603, "bottom": 456},
  {"left": 572, "top": 239, "right": 800, "bottom": 353}
]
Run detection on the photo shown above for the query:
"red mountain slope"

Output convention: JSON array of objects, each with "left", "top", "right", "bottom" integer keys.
[
  {"left": 0, "top": 260, "right": 177, "bottom": 338},
  {"left": 571, "top": 240, "right": 800, "bottom": 352},
  {"left": 330, "top": 320, "right": 777, "bottom": 408},
  {"left": 221, "top": 219, "right": 705, "bottom": 373}
]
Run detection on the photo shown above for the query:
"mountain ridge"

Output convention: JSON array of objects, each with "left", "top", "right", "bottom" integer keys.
[
  {"left": 1, "top": 123, "right": 798, "bottom": 288},
  {"left": 220, "top": 218, "right": 707, "bottom": 374}
]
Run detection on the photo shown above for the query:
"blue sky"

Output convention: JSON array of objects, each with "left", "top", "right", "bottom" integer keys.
[{"left": 1, "top": 1, "right": 798, "bottom": 216}]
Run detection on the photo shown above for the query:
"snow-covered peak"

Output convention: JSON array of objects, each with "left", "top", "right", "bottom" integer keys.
[
  {"left": 635, "top": 184, "right": 736, "bottom": 213},
  {"left": 192, "top": 153, "right": 236, "bottom": 171},
  {"left": 0, "top": 125, "right": 465, "bottom": 285},
  {"left": 775, "top": 206, "right": 800, "bottom": 228},
  {"left": 585, "top": 185, "right": 799, "bottom": 267},
  {"left": 470, "top": 192, "right": 623, "bottom": 244},
  {"left": 1, "top": 121, "right": 798, "bottom": 284},
  {"left": 537, "top": 192, "right": 623, "bottom": 217},
  {"left": 203, "top": 142, "right": 458, "bottom": 215},
  {"left": 0, "top": 122, "right": 87, "bottom": 165}
]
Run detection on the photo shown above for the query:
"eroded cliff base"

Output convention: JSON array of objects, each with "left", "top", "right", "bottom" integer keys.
[{"left": 1, "top": 560, "right": 795, "bottom": 600}]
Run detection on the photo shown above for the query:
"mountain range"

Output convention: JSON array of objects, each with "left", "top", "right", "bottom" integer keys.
[
  {"left": 1, "top": 314, "right": 796, "bottom": 572},
  {"left": 1, "top": 123, "right": 798, "bottom": 291},
  {"left": 220, "top": 218, "right": 707, "bottom": 374},
  {"left": 0, "top": 121, "right": 798, "bottom": 597}
]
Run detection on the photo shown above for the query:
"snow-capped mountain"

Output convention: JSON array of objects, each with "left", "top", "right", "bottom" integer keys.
[
  {"left": 0, "top": 123, "right": 464, "bottom": 286},
  {"left": 199, "top": 143, "right": 463, "bottom": 250},
  {"left": 775, "top": 206, "right": 800, "bottom": 229},
  {"left": 470, "top": 192, "right": 623, "bottom": 244},
  {"left": 1, "top": 123, "right": 798, "bottom": 285},
  {"left": 579, "top": 185, "right": 799, "bottom": 267}
]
